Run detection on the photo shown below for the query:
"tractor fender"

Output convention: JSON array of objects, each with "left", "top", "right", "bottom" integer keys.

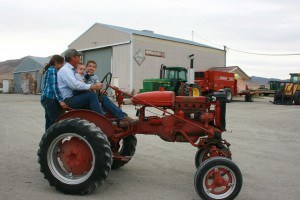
[{"left": 57, "top": 109, "right": 115, "bottom": 137}]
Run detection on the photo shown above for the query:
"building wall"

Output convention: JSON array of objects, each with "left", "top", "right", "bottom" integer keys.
[
  {"left": 68, "top": 25, "right": 226, "bottom": 93},
  {"left": 131, "top": 35, "right": 225, "bottom": 91},
  {"left": 112, "top": 44, "right": 131, "bottom": 92},
  {"left": 237, "top": 78, "right": 246, "bottom": 91},
  {"left": 69, "top": 24, "right": 131, "bottom": 50}
]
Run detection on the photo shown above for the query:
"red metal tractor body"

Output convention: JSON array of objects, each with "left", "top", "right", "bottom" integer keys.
[
  {"left": 37, "top": 84, "right": 242, "bottom": 200},
  {"left": 131, "top": 91, "right": 226, "bottom": 144}
]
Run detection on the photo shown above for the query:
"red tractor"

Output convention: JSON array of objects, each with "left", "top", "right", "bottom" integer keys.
[{"left": 37, "top": 73, "right": 243, "bottom": 200}]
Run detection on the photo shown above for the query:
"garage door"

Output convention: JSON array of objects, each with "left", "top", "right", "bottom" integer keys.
[{"left": 82, "top": 47, "right": 112, "bottom": 82}]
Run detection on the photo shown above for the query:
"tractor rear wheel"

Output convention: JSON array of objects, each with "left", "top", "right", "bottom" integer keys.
[
  {"left": 37, "top": 118, "right": 112, "bottom": 194},
  {"left": 177, "top": 83, "right": 189, "bottom": 96},
  {"left": 194, "top": 157, "right": 243, "bottom": 200},
  {"left": 195, "top": 146, "right": 231, "bottom": 168},
  {"left": 177, "top": 83, "right": 202, "bottom": 96},
  {"left": 111, "top": 135, "right": 137, "bottom": 169},
  {"left": 191, "top": 84, "right": 202, "bottom": 97}
]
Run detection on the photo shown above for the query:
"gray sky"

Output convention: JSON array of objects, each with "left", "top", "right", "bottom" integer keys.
[{"left": 0, "top": 0, "right": 299, "bottom": 79}]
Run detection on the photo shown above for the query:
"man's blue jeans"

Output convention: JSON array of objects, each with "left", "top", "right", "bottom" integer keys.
[{"left": 65, "top": 91, "right": 126, "bottom": 120}]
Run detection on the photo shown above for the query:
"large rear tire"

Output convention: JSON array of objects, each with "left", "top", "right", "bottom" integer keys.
[
  {"left": 191, "top": 84, "right": 202, "bottom": 97},
  {"left": 177, "top": 83, "right": 189, "bottom": 96},
  {"left": 111, "top": 135, "right": 137, "bottom": 169},
  {"left": 194, "top": 157, "right": 243, "bottom": 200},
  {"left": 177, "top": 83, "right": 202, "bottom": 96},
  {"left": 37, "top": 118, "right": 112, "bottom": 194}
]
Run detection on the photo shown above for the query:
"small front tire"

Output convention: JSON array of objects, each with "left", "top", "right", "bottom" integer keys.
[{"left": 194, "top": 157, "right": 242, "bottom": 200}]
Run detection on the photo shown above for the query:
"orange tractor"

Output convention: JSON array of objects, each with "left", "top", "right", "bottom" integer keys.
[{"left": 37, "top": 73, "right": 243, "bottom": 200}]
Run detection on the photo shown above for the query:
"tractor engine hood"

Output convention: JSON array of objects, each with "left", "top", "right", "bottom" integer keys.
[{"left": 132, "top": 91, "right": 175, "bottom": 107}]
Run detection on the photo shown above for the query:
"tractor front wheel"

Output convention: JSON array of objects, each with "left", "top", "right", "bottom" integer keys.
[
  {"left": 37, "top": 118, "right": 112, "bottom": 194},
  {"left": 195, "top": 146, "right": 231, "bottom": 168},
  {"left": 194, "top": 157, "right": 243, "bottom": 200}
]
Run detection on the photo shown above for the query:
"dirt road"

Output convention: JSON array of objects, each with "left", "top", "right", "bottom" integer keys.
[{"left": 0, "top": 94, "right": 299, "bottom": 200}]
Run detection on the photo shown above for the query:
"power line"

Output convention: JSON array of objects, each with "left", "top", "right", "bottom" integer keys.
[
  {"left": 226, "top": 47, "right": 300, "bottom": 56},
  {"left": 192, "top": 31, "right": 300, "bottom": 56},
  {"left": 192, "top": 32, "right": 224, "bottom": 48}
]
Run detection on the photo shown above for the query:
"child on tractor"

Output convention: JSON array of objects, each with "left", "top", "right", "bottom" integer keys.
[{"left": 40, "top": 55, "right": 67, "bottom": 130}]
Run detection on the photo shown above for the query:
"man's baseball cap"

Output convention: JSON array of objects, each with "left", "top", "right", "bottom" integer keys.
[{"left": 64, "top": 49, "right": 82, "bottom": 58}]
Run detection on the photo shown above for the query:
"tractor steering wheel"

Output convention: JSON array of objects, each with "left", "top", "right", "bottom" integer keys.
[{"left": 100, "top": 72, "right": 112, "bottom": 94}]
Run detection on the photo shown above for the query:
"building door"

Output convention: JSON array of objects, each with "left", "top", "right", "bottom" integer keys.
[{"left": 82, "top": 47, "right": 112, "bottom": 82}]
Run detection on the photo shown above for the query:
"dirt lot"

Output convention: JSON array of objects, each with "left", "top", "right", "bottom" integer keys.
[{"left": 0, "top": 94, "right": 299, "bottom": 200}]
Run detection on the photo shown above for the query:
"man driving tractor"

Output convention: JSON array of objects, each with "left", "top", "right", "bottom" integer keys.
[{"left": 57, "top": 49, "right": 137, "bottom": 127}]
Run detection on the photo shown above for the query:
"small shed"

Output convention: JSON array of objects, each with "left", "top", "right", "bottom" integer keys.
[
  {"left": 13, "top": 56, "right": 50, "bottom": 94},
  {"left": 209, "top": 66, "right": 250, "bottom": 92}
]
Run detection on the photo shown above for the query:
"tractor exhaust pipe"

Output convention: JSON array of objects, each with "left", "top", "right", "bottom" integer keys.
[
  {"left": 160, "top": 64, "right": 166, "bottom": 79},
  {"left": 189, "top": 54, "right": 194, "bottom": 69},
  {"left": 187, "top": 54, "right": 195, "bottom": 84}
]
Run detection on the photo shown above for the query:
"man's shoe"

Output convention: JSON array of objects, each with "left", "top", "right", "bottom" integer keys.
[{"left": 119, "top": 116, "right": 138, "bottom": 128}]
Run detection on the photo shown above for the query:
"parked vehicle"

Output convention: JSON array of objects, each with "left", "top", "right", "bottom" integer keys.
[
  {"left": 273, "top": 73, "right": 300, "bottom": 105},
  {"left": 194, "top": 70, "right": 236, "bottom": 102}
]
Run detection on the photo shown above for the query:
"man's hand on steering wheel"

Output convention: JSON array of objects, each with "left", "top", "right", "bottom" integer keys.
[
  {"left": 90, "top": 83, "right": 103, "bottom": 90},
  {"left": 100, "top": 72, "right": 112, "bottom": 94}
]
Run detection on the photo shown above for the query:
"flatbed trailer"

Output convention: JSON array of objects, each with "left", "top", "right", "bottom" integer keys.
[{"left": 237, "top": 90, "right": 265, "bottom": 102}]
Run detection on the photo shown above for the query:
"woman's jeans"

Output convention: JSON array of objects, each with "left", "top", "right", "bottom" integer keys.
[{"left": 41, "top": 97, "right": 63, "bottom": 131}]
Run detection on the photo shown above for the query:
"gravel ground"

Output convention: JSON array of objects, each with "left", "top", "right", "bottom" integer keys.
[{"left": 0, "top": 94, "right": 299, "bottom": 200}]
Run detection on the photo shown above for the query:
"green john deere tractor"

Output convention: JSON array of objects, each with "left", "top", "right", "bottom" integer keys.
[
  {"left": 140, "top": 65, "right": 188, "bottom": 95},
  {"left": 140, "top": 54, "right": 201, "bottom": 96}
]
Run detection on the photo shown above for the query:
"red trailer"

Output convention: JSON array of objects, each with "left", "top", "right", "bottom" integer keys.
[{"left": 194, "top": 71, "right": 237, "bottom": 102}]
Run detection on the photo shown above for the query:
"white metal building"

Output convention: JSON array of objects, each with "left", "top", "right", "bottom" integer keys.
[{"left": 68, "top": 23, "right": 226, "bottom": 93}]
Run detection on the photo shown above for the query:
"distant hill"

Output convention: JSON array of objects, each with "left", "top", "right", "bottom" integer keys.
[
  {"left": 248, "top": 76, "right": 285, "bottom": 84},
  {"left": 0, "top": 57, "right": 28, "bottom": 85},
  {"left": 246, "top": 76, "right": 289, "bottom": 90}
]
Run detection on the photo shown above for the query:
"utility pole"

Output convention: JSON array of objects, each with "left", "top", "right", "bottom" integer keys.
[
  {"left": 192, "top": 31, "right": 194, "bottom": 41},
  {"left": 224, "top": 45, "right": 227, "bottom": 67}
]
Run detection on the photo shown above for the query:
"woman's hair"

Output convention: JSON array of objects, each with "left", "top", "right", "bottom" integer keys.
[
  {"left": 86, "top": 60, "right": 97, "bottom": 68},
  {"left": 42, "top": 55, "right": 64, "bottom": 74}
]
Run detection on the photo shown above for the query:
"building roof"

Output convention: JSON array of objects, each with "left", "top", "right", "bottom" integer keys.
[
  {"left": 14, "top": 56, "right": 50, "bottom": 73},
  {"left": 96, "top": 23, "right": 223, "bottom": 51},
  {"left": 209, "top": 66, "right": 250, "bottom": 80}
]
